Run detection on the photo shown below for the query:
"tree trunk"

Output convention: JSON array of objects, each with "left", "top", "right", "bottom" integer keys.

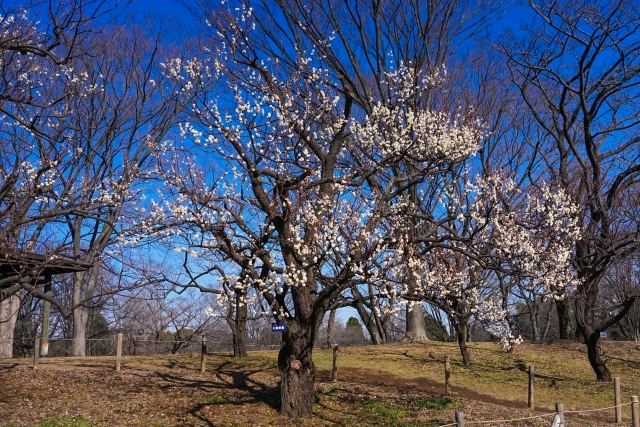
[
  {"left": 0, "top": 294, "right": 20, "bottom": 358},
  {"left": 455, "top": 320, "right": 470, "bottom": 367},
  {"left": 278, "top": 321, "right": 316, "bottom": 418},
  {"left": 72, "top": 263, "right": 99, "bottom": 357},
  {"left": 404, "top": 303, "right": 429, "bottom": 342},
  {"left": 500, "top": 275, "right": 519, "bottom": 348},
  {"left": 72, "top": 305, "right": 88, "bottom": 357},
  {"left": 575, "top": 286, "right": 612, "bottom": 382},
  {"left": 541, "top": 301, "right": 553, "bottom": 340},
  {"left": 41, "top": 280, "right": 51, "bottom": 357},
  {"left": 505, "top": 311, "right": 517, "bottom": 353},
  {"left": 233, "top": 293, "right": 248, "bottom": 358},
  {"left": 529, "top": 298, "right": 540, "bottom": 341},
  {"left": 326, "top": 308, "right": 336, "bottom": 348},
  {"left": 586, "top": 331, "right": 612, "bottom": 382},
  {"left": 556, "top": 299, "right": 571, "bottom": 340},
  {"left": 351, "top": 287, "right": 386, "bottom": 344}
]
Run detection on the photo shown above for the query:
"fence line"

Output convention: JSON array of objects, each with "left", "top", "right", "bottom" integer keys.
[
  {"left": 1, "top": 335, "right": 283, "bottom": 359},
  {"left": 563, "top": 401, "right": 632, "bottom": 414},
  {"left": 533, "top": 371, "right": 613, "bottom": 385},
  {"left": 402, "top": 349, "right": 618, "bottom": 387},
  {"left": 6, "top": 338, "right": 640, "bottom": 425},
  {"left": 0, "top": 337, "right": 283, "bottom": 345},
  {"left": 332, "top": 348, "right": 638, "bottom": 425},
  {"left": 6, "top": 337, "right": 634, "bottom": 385},
  {"left": 438, "top": 399, "right": 637, "bottom": 426},
  {"left": 436, "top": 410, "right": 557, "bottom": 426},
  {"left": 326, "top": 347, "right": 639, "bottom": 426}
]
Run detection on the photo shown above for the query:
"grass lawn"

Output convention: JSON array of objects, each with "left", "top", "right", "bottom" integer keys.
[{"left": 0, "top": 341, "right": 636, "bottom": 426}]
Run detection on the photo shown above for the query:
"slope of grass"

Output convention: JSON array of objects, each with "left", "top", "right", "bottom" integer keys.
[{"left": 298, "top": 340, "right": 640, "bottom": 412}]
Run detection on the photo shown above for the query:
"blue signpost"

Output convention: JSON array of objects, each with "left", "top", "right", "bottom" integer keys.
[{"left": 272, "top": 322, "right": 286, "bottom": 333}]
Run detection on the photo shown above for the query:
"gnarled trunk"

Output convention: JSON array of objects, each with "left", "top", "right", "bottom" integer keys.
[
  {"left": 0, "top": 294, "right": 20, "bottom": 358},
  {"left": 575, "top": 285, "right": 612, "bottom": 382},
  {"left": 586, "top": 332, "right": 611, "bottom": 382},
  {"left": 455, "top": 320, "right": 470, "bottom": 367},
  {"left": 404, "top": 302, "right": 429, "bottom": 342},
  {"left": 556, "top": 299, "right": 571, "bottom": 340},
  {"left": 326, "top": 308, "right": 336, "bottom": 348},
  {"left": 232, "top": 293, "right": 247, "bottom": 358},
  {"left": 279, "top": 321, "right": 316, "bottom": 418}
]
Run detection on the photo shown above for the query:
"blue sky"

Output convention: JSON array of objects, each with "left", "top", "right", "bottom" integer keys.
[{"left": 2, "top": 0, "right": 540, "bottom": 330}]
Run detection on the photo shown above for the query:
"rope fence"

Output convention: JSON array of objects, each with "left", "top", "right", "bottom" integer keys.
[
  {"left": 437, "top": 400, "right": 639, "bottom": 426},
  {"left": 420, "top": 354, "right": 616, "bottom": 385},
  {"left": 426, "top": 351, "right": 640, "bottom": 426},
  {"left": 322, "top": 346, "right": 640, "bottom": 426},
  {"left": 532, "top": 371, "right": 613, "bottom": 385}
]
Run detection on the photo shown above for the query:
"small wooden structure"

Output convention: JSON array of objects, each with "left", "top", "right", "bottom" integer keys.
[
  {"left": 0, "top": 250, "right": 90, "bottom": 357},
  {"left": 0, "top": 250, "right": 90, "bottom": 276}
]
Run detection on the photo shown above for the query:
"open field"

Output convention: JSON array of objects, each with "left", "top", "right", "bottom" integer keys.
[{"left": 1, "top": 341, "right": 638, "bottom": 426}]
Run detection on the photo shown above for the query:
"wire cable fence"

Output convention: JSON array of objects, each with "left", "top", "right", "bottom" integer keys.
[{"left": 0, "top": 335, "right": 282, "bottom": 358}]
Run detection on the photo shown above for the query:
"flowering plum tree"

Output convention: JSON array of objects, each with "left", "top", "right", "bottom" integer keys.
[
  {"left": 141, "top": 1, "right": 488, "bottom": 417},
  {"left": 393, "top": 174, "right": 581, "bottom": 364}
]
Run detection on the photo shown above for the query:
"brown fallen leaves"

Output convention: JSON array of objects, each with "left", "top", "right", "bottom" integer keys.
[{"left": 0, "top": 349, "right": 626, "bottom": 426}]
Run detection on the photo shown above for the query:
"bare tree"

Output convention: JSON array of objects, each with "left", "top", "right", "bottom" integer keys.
[
  {"left": 0, "top": 2, "right": 111, "bottom": 309},
  {"left": 0, "top": 1, "right": 124, "bottom": 356},
  {"left": 61, "top": 23, "right": 195, "bottom": 356},
  {"left": 601, "top": 256, "right": 640, "bottom": 341},
  {"left": 501, "top": 0, "right": 640, "bottom": 381}
]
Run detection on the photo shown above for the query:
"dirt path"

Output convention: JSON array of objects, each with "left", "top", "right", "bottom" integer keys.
[{"left": 318, "top": 367, "right": 531, "bottom": 409}]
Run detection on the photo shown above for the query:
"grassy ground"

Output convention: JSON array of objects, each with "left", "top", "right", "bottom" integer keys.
[
  {"left": 309, "top": 340, "right": 640, "bottom": 411},
  {"left": 0, "top": 341, "right": 637, "bottom": 426}
]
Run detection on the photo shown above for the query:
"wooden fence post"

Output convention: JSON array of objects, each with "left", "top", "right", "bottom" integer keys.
[
  {"left": 332, "top": 345, "right": 339, "bottom": 382},
  {"left": 455, "top": 411, "right": 464, "bottom": 427},
  {"left": 33, "top": 335, "right": 40, "bottom": 369},
  {"left": 445, "top": 355, "right": 451, "bottom": 397},
  {"left": 615, "top": 377, "right": 621, "bottom": 423},
  {"left": 115, "top": 333, "right": 123, "bottom": 372},
  {"left": 528, "top": 365, "right": 534, "bottom": 410},
  {"left": 632, "top": 396, "right": 639, "bottom": 427},
  {"left": 556, "top": 403, "right": 564, "bottom": 427},
  {"left": 200, "top": 336, "right": 207, "bottom": 373}
]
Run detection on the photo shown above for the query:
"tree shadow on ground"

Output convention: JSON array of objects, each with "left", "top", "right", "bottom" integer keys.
[
  {"left": 600, "top": 354, "right": 640, "bottom": 371},
  {"left": 391, "top": 348, "right": 521, "bottom": 374},
  {"left": 147, "top": 364, "right": 282, "bottom": 426},
  {"left": 0, "top": 363, "right": 18, "bottom": 370}
]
